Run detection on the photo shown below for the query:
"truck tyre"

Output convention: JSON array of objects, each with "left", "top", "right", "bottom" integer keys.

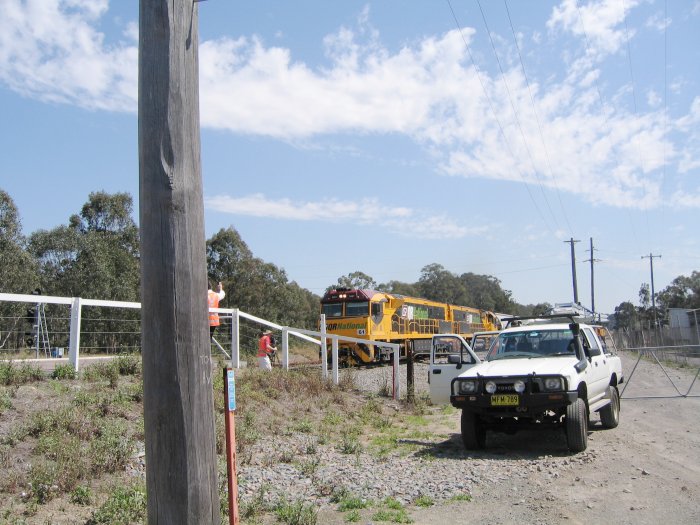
[
  {"left": 566, "top": 398, "right": 588, "bottom": 452},
  {"left": 461, "top": 410, "right": 486, "bottom": 450},
  {"left": 599, "top": 386, "right": 620, "bottom": 429}
]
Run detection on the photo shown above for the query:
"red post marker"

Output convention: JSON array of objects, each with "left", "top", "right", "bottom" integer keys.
[{"left": 223, "top": 368, "right": 240, "bottom": 525}]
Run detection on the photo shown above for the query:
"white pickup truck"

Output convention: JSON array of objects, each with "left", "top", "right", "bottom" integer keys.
[{"left": 428, "top": 317, "right": 623, "bottom": 452}]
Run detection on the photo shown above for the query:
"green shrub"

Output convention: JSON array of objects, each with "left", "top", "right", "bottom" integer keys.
[
  {"left": 275, "top": 498, "right": 318, "bottom": 525},
  {"left": 89, "top": 420, "right": 133, "bottom": 474},
  {"left": 337, "top": 495, "right": 371, "bottom": 511},
  {"left": 52, "top": 364, "right": 76, "bottom": 380},
  {"left": 86, "top": 484, "right": 146, "bottom": 525},
  {"left": 70, "top": 485, "right": 92, "bottom": 505},
  {"left": 0, "top": 362, "right": 45, "bottom": 386},
  {"left": 115, "top": 354, "right": 141, "bottom": 376},
  {"left": 414, "top": 494, "right": 434, "bottom": 507}
]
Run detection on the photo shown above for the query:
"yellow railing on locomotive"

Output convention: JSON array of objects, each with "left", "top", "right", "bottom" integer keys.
[{"left": 389, "top": 316, "right": 488, "bottom": 336}]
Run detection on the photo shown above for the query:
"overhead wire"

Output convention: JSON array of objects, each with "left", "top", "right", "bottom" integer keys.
[
  {"left": 575, "top": 0, "right": 652, "bottom": 260},
  {"left": 475, "top": 0, "right": 562, "bottom": 233},
  {"left": 444, "top": 0, "right": 556, "bottom": 237},
  {"left": 503, "top": 0, "right": 575, "bottom": 237}
]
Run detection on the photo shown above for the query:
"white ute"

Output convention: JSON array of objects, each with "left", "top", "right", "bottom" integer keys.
[{"left": 429, "top": 316, "right": 623, "bottom": 452}]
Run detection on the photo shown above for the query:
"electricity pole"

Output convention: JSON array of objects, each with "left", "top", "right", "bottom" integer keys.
[
  {"left": 583, "top": 238, "right": 601, "bottom": 319},
  {"left": 139, "top": 1, "right": 219, "bottom": 523},
  {"left": 641, "top": 253, "right": 662, "bottom": 329},
  {"left": 564, "top": 238, "right": 580, "bottom": 304}
]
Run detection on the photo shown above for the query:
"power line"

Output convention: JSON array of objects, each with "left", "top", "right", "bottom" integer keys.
[
  {"left": 475, "top": 0, "right": 560, "bottom": 232},
  {"left": 503, "top": 0, "right": 574, "bottom": 237},
  {"left": 444, "top": 0, "right": 555, "bottom": 236}
]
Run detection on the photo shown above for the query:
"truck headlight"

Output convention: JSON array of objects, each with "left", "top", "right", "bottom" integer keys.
[
  {"left": 457, "top": 380, "right": 477, "bottom": 394},
  {"left": 485, "top": 381, "right": 497, "bottom": 394},
  {"left": 513, "top": 379, "right": 526, "bottom": 393},
  {"left": 544, "top": 377, "right": 564, "bottom": 391}
]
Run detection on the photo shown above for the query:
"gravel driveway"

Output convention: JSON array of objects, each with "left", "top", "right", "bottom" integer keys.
[{"left": 243, "top": 351, "right": 700, "bottom": 524}]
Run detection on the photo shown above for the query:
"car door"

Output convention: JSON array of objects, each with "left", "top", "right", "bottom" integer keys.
[
  {"left": 581, "top": 327, "right": 609, "bottom": 402},
  {"left": 429, "top": 335, "right": 480, "bottom": 404}
]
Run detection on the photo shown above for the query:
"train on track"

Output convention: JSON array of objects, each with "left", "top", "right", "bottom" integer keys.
[{"left": 320, "top": 288, "right": 502, "bottom": 365}]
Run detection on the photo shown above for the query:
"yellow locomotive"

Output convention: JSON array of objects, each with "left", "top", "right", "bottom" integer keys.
[{"left": 320, "top": 288, "right": 501, "bottom": 364}]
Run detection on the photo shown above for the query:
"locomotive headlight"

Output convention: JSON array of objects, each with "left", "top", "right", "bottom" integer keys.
[
  {"left": 457, "top": 380, "right": 477, "bottom": 394},
  {"left": 485, "top": 381, "right": 497, "bottom": 394},
  {"left": 544, "top": 377, "right": 564, "bottom": 391},
  {"left": 513, "top": 380, "right": 526, "bottom": 393}
]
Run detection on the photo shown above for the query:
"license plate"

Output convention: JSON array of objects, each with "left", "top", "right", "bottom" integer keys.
[{"left": 491, "top": 394, "right": 519, "bottom": 406}]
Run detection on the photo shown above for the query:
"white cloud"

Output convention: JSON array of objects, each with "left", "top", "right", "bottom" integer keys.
[
  {"left": 547, "top": 0, "right": 639, "bottom": 59},
  {"left": 204, "top": 193, "right": 470, "bottom": 239},
  {"left": 0, "top": 0, "right": 137, "bottom": 111},
  {"left": 0, "top": 0, "right": 698, "bottom": 212}
]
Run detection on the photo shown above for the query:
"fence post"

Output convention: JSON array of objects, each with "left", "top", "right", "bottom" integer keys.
[
  {"left": 282, "top": 328, "right": 289, "bottom": 370},
  {"left": 332, "top": 337, "right": 339, "bottom": 385},
  {"left": 231, "top": 308, "right": 240, "bottom": 368},
  {"left": 69, "top": 297, "right": 82, "bottom": 372},
  {"left": 320, "top": 314, "right": 328, "bottom": 380},
  {"left": 393, "top": 344, "right": 400, "bottom": 400}
]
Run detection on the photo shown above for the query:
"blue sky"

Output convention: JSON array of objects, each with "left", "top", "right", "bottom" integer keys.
[{"left": 1, "top": 0, "right": 699, "bottom": 314}]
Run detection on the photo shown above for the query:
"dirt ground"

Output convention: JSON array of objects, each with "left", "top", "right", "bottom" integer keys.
[{"left": 319, "top": 350, "right": 700, "bottom": 524}]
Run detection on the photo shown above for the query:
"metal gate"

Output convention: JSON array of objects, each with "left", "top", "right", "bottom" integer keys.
[{"left": 620, "top": 345, "right": 700, "bottom": 400}]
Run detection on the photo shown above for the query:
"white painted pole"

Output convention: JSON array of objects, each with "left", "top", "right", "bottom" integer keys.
[
  {"left": 393, "top": 344, "right": 400, "bottom": 400},
  {"left": 231, "top": 308, "right": 240, "bottom": 368},
  {"left": 320, "top": 314, "right": 328, "bottom": 380},
  {"left": 282, "top": 328, "right": 289, "bottom": 370},
  {"left": 332, "top": 337, "right": 339, "bottom": 385},
  {"left": 69, "top": 297, "right": 82, "bottom": 372}
]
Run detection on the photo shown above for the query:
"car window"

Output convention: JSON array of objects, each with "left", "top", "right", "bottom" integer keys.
[
  {"left": 487, "top": 329, "right": 575, "bottom": 361},
  {"left": 432, "top": 336, "right": 475, "bottom": 364},
  {"left": 581, "top": 328, "right": 602, "bottom": 356}
]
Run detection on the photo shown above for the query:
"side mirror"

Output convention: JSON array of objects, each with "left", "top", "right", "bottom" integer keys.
[{"left": 447, "top": 354, "right": 462, "bottom": 366}]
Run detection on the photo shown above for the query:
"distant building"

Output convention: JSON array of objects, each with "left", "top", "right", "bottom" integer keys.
[{"left": 668, "top": 308, "right": 700, "bottom": 344}]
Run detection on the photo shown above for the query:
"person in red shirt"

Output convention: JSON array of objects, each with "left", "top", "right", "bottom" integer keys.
[
  {"left": 208, "top": 281, "right": 225, "bottom": 339},
  {"left": 257, "top": 329, "right": 276, "bottom": 370}
]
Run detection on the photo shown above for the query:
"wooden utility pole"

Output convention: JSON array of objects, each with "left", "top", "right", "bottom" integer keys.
[
  {"left": 564, "top": 238, "right": 580, "bottom": 304},
  {"left": 138, "top": 1, "right": 219, "bottom": 523},
  {"left": 584, "top": 238, "right": 600, "bottom": 318},
  {"left": 642, "top": 253, "right": 662, "bottom": 329}
]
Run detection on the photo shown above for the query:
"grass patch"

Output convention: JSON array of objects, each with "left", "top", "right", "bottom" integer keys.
[
  {"left": 414, "top": 494, "right": 434, "bottom": 507},
  {"left": 51, "top": 363, "right": 77, "bottom": 380},
  {"left": 85, "top": 483, "right": 146, "bottom": 525},
  {"left": 0, "top": 361, "right": 45, "bottom": 386},
  {"left": 449, "top": 493, "right": 472, "bottom": 502},
  {"left": 275, "top": 498, "right": 318, "bottom": 525}
]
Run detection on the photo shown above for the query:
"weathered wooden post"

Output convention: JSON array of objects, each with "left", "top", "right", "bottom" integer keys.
[{"left": 139, "top": 1, "right": 219, "bottom": 523}]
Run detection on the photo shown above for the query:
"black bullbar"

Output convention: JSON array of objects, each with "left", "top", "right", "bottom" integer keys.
[{"left": 449, "top": 375, "right": 579, "bottom": 412}]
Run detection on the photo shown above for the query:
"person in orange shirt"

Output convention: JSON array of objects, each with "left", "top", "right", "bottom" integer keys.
[
  {"left": 208, "top": 281, "right": 225, "bottom": 339},
  {"left": 257, "top": 329, "right": 276, "bottom": 370}
]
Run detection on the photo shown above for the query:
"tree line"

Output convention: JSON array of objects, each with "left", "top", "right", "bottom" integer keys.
[{"left": 2, "top": 188, "right": 698, "bottom": 340}]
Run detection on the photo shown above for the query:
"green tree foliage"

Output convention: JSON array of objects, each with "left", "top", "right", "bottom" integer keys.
[
  {"left": 329, "top": 271, "right": 377, "bottom": 291},
  {"left": 377, "top": 280, "right": 421, "bottom": 297},
  {"left": 28, "top": 192, "right": 140, "bottom": 353},
  {"left": 530, "top": 302, "right": 553, "bottom": 317},
  {"left": 612, "top": 301, "right": 638, "bottom": 330},
  {"left": 416, "top": 263, "right": 516, "bottom": 313},
  {"left": 206, "top": 228, "right": 319, "bottom": 330},
  {"left": 29, "top": 192, "right": 139, "bottom": 301},
  {"left": 657, "top": 271, "right": 700, "bottom": 310},
  {"left": 0, "top": 189, "right": 38, "bottom": 293}
]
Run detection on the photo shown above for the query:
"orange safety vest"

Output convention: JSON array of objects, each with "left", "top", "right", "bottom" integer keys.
[
  {"left": 208, "top": 291, "right": 220, "bottom": 326},
  {"left": 258, "top": 335, "right": 271, "bottom": 357}
]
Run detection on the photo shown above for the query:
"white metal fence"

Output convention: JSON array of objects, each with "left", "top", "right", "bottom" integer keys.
[{"left": 0, "top": 293, "right": 402, "bottom": 399}]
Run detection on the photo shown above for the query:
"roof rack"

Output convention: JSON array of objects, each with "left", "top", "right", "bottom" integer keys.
[{"left": 502, "top": 314, "right": 579, "bottom": 329}]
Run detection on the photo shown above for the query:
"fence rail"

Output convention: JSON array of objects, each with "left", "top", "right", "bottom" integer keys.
[{"left": 0, "top": 293, "right": 402, "bottom": 399}]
